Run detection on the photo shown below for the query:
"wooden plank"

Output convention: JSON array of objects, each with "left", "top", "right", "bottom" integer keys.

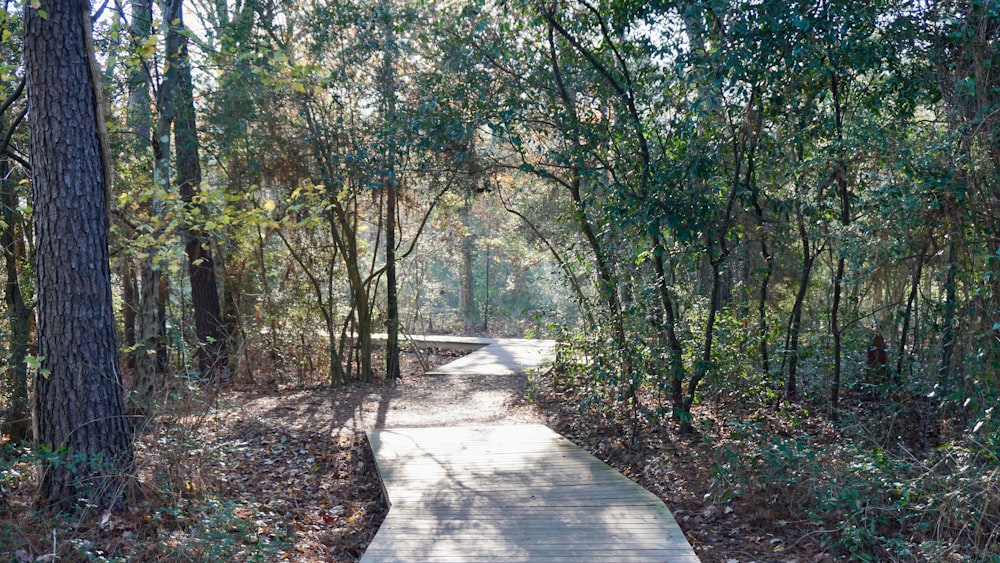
[
  {"left": 362, "top": 554, "right": 702, "bottom": 563},
  {"left": 369, "top": 333, "right": 499, "bottom": 351},
  {"left": 362, "top": 425, "right": 699, "bottom": 563},
  {"left": 426, "top": 339, "right": 556, "bottom": 376}
]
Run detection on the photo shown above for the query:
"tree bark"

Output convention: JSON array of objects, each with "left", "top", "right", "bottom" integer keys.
[
  {"left": 25, "top": 0, "right": 133, "bottom": 510},
  {"left": 896, "top": 241, "right": 927, "bottom": 378},
  {"left": 1, "top": 142, "right": 33, "bottom": 442},
  {"left": 120, "top": 259, "right": 139, "bottom": 368},
  {"left": 380, "top": 0, "right": 400, "bottom": 381},
  {"left": 131, "top": 0, "right": 182, "bottom": 418},
  {"left": 175, "top": 22, "right": 229, "bottom": 381},
  {"left": 940, "top": 237, "right": 958, "bottom": 392},
  {"left": 459, "top": 192, "right": 476, "bottom": 329},
  {"left": 785, "top": 207, "right": 814, "bottom": 400},
  {"left": 829, "top": 73, "right": 851, "bottom": 420}
]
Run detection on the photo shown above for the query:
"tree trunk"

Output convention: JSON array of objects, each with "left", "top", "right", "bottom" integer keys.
[
  {"left": 829, "top": 75, "right": 850, "bottom": 420},
  {"left": 380, "top": 0, "right": 400, "bottom": 381},
  {"left": 120, "top": 258, "right": 138, "bottom": 367},
  {"left": 940, "top": 237, "right": 958, "bottom": 392},
  {"left": 785, "top": 206, "right": 814, "bottom": 400},
  {"left": 132, "top": 263, "right": 162, "bottom": 418},
  {"left": 897, "top": 241, "right": 927, "bottom": 378},
  {"left": 651, "top": 233, "right": 686, "bottom": 420},
  {"left": 25, "top": 0, "right": 133, "bottom": 510},
  {"left": 831, "top": 254, "right": 846, "bottom": 419},
  {"left": 175, "top": 24, "right": 229, "bottom": 381},
  {"left": 757, "top": 239, "right": 772, "bottom": 376},
  {"left": 131, "top": 0, "right": 182, "bottom": 418},
  {"left": 1, "top": 148, "right": 33, "bottom": 442},
  {"left": 120, "top": 0, "right": 150, "bottom": 372},
  {"left": 681, "top": 255, "right": 722, "bottom": 435},
  {"left": 459, "top": 192, "right": 476, "bottom": 329}
]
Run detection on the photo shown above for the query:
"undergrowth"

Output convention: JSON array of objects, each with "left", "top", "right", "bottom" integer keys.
[
  {"left": 1, "top": 381, "right": 385, "bottom": 562},
  {"left": 530, "top": 358, "right": 1000, "bottom": 562}
]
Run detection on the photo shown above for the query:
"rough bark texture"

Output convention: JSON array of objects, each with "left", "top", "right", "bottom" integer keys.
[
  {"left": 175, "top": 27, "right": 229, "bottom": 381},
  {"left": 25, "top": 0, "right": 132, "bottom": 510}
]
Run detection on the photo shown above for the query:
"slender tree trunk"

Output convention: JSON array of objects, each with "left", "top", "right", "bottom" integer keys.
[
  {"left": 459, "top": 192, "right": 476, "bottom": 329},
  {"left": 757, "top": 239, "right": 772, "bottom": 375},
  {"left": 748, "top": 168, "right": 771, "bottom": 376},
  {"left": 829, "top": 74, "right": 851, "bottom": 420},
  {"left": 940, "top": 237, "right": 958, "bottom": 392},
  {"left": 330, "top": 202, "right": 373, "bottom": 382},
  {"left": 831, "top": 254, "right": 846, "bottom": 418},
  {"left": 785, "top": 207, "right": 814, "bottom": 400},
  {"left": 651, "top": 233, "right": 686, "bottom": 419},
  {"left": 1, "top": 151, "right": 33, "bottom": 442},
  {"left": 132, "top": 0, "right": 182, "bottom": 418},
  {"left": 121, "top": 0, "right": 150, "bottom": 373},
  {"left": 175, "top": 24, "right": 228, "bottom": 381},
  {"left": 385, "top": 187, "right": 399, "bottom": 380},
  {"left": 25, "top": 0, "right": 133, "bottom": 509},
  {"left": 681, "top": 256, "right": 722, "bottom": 435},
  {"left": 897, "top": 242, "right": 927, "bottom": 378},
  {"left": 380, "top": 0, "right": 400, "bottom": 380},
  {"left": 121, "top": 259, "right": 138, "bottom": 368}
]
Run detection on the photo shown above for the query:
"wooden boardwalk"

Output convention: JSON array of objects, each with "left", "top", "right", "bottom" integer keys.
[
  {"left": 426, "top": 338, "right": 556, "bottom": 376},
  {"left": 361, "top": 338, "right": 698, "bottom": 562},
  {"left": 363, "top": 426, "right": 698, "bottom": 562}
]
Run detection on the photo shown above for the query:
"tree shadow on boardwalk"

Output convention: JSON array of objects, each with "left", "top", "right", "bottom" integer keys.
[
  {"left": 231, "top": 371, "right": 538, "bottom": 437},
  {"left": 364, "top": 425, "right": 699, "bottom": 562}
]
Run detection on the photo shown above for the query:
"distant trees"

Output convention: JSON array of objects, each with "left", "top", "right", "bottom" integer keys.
[{"left": 439, "top": 0, "right": 998, "bottom": 439}]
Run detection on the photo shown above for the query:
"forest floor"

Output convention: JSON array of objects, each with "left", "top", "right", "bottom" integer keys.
[
  {"left": 208, "top": 349, "right": 831, "bottom": 563},
  {"left": 2, "top": 348, "right": 971, "bottom": 562}
]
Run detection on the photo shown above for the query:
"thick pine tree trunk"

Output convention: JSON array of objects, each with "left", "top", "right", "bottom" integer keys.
[{"left": 25, "top": 0, "right": 132, "bottom": 510}]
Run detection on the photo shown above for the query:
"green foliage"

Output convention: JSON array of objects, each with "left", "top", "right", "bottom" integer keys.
[{"left": 150, "top": 497, "right": 284, "bottom": 562}]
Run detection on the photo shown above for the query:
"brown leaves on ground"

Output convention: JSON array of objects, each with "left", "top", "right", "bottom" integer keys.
[
  {"left": 6, "top": 349, "right": 982, "bottom": 562},
  {"left": 528, "top": 368, "right": 841, "bottom": 563},
  {"left": 1, "top": 392, "right": 387, "bottom": 562}
]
